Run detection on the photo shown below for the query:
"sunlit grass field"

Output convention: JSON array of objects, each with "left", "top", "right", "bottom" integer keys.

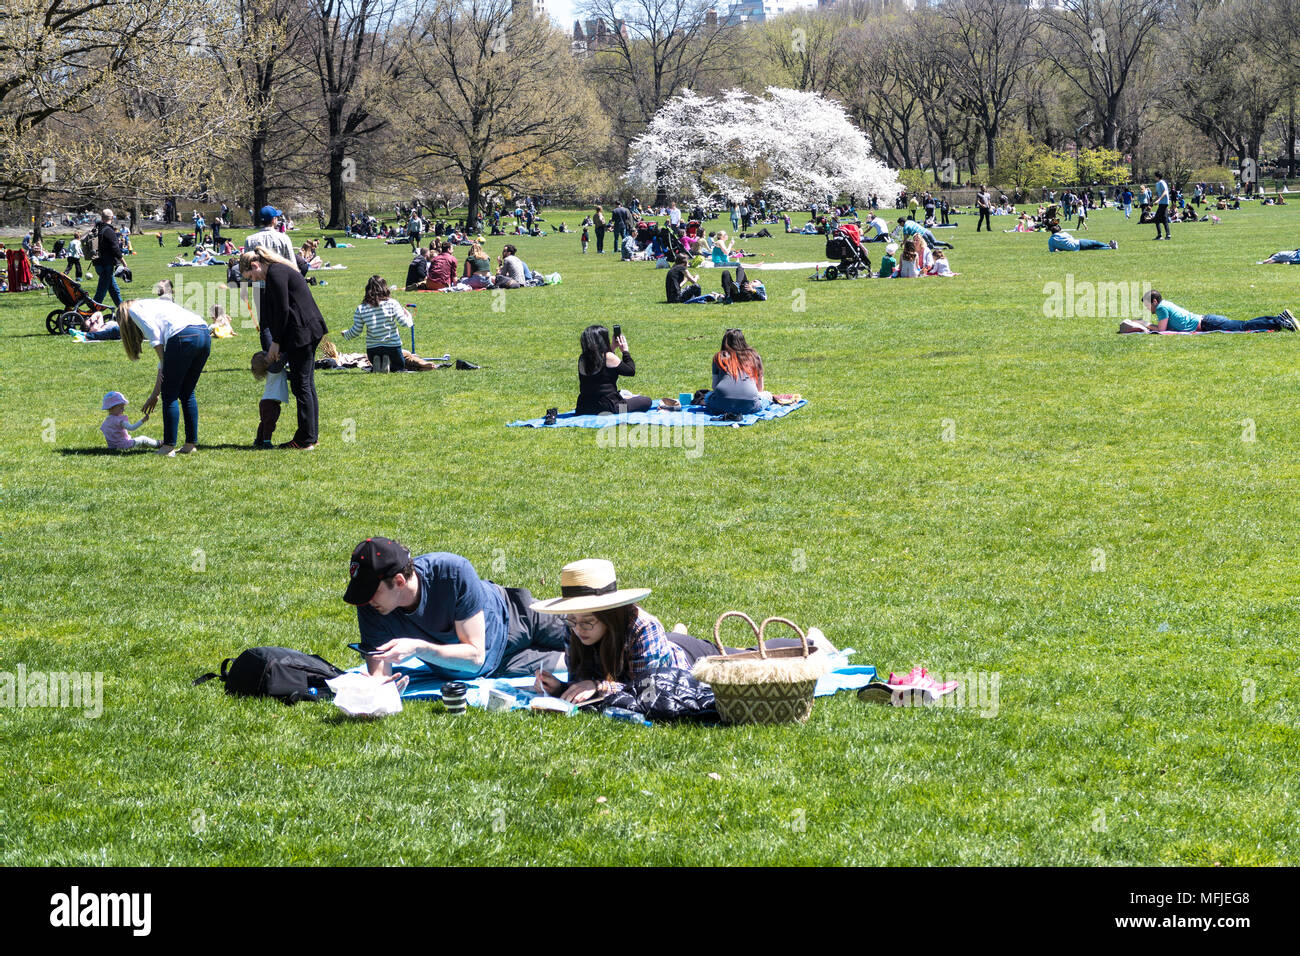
[{"left": 2, "top": 201, "right": 1298, "bottom": 864}]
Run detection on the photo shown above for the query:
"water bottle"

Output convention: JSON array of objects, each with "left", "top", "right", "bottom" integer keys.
[{"left": 601, "top": 707, "right": 650, "bottom": 727}]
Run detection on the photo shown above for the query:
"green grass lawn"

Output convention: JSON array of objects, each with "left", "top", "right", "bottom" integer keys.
[{"left": 2, "top": 204, "right": 1298, "bottom": 865}]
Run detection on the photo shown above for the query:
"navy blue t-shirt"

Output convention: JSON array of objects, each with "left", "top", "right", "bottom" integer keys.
[{"left": 356, "top": 552, "right": 507, "bottom": 678}]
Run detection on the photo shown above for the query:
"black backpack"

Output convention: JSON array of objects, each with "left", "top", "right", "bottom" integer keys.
[{"left": 194, "top": 647, "right": 343, "bottom": 704}]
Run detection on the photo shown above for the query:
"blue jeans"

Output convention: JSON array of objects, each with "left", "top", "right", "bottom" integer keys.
[
  {"left": 1199, "top": 314, "right": 1289, "bottom": 333},
  {"left": 86, "top": 322, "right": 120, "bottom": 341},
  {"left": 94, "top": 267, "right": 122, "bottom": 306},
  {"left": 160, "top": 325, "right": 212, "bottom": 445},
  {"left": 1077, "top": 239, "right": 1110, "bottom": 250}
]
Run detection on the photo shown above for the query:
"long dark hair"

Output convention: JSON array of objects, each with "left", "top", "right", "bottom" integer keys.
[
  {"left": 579, "top": 324, "right": 611, "bottom": 375},
  {"left": 715, "top": 328, "right": 762, "bottom": 382},
  {"left": 363, "top": 274, "right": 390, "bottom": 307},
  {"left": 567, "top": 604, "right": 637, "bottom": 683}
]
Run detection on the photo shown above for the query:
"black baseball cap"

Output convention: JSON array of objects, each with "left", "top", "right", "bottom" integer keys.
[{"left": 343, "top": 537, "right": 411, "bottom": 605}]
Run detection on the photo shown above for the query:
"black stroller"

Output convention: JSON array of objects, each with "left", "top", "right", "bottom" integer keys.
[
  {"left": 822, "top": 223, "right": 871, "bottom": 280},
  {"left": 34, "top": 265, "right": 111, "bottom": 334}
]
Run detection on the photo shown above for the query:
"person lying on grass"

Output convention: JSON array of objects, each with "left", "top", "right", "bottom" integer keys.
[
  {"left": 344, "top": 538, "right": 568, "bottom": 685},
  {"left": 529, "top": 559, "right": 829, "bottom": 703},
  {"left": 1046, "top": 224, "right": 1116, "bottom": 252},
  {"left": 1139, "top": 290, "right": 1297, "bottom": 333},
  {"left": 894, "top": 217, "right": 953, "bottom": 249}
]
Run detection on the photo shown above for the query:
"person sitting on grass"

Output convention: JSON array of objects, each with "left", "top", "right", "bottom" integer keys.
[
  {"left": 1047, "top": 224, "right": 1116, "bottom": 252},
  {"left": 495, "top": 244, "right": 526, "bottom": 288},
  {"left": 931, "top": 249, "right": 959, "bottom": 277},
  {"left": 422, "top": 241, "right": 458, "bottom": 291},
  {"left": 461, "top": 241, "right": 493, "bottom": 287},
  {"left": 878, "top": 242, "right": 898, "bottom": 277},
  {"left": 341, "top": 275, "right": 414, "bottom": 372},
  {"left": 709, "top": 230, "right": 742, "bottom": 264},
  {"left": 405, "top": 247, "right": 428, "bottom": 290},
  {"left": 666, "top": 253, "right": 702, "bottom": 303},
  {"left": 99, "top": 390, "right": 158, "bottom": 451},
  {"left": 1140, "top": 289, "right": 1297, "bottom": 333},
  {"left": 576, "top": 324, "right": 651, "bottom": 414},
  {"left": 705, "top": 328, "right": 770, "bottom": 416}
]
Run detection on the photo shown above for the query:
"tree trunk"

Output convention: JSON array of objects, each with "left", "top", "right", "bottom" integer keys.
[
  {"left": 1290, "top": 87, "right": 1296, "bottom": 180},
  {"left": 327, "top": 146, "right": 347, "bottom": 230},
  {"left": 31, "top": 200, "right": 42, "bottom": 243},
  {"left": 251, "top": 131, "right": 268, "bottom": 216},
  {"left": 466, "top": 175, "right": 481, "bottom": 229}
]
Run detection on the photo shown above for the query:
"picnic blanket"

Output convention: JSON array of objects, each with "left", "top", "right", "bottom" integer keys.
[
  {"left": 701, "top": 260, "right": 833, "bottom": 270},
  {"left": 346, "top": 648, "right": 875, "bottom": 708},
  {"left": 508, "top": 399, "right": 807, "bottom": 429}
]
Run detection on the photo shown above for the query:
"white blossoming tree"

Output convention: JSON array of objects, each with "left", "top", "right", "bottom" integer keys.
[{"left": 626, "top": 87, "right": 901, "bottom": 207}]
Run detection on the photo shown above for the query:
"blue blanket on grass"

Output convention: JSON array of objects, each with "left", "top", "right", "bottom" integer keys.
[
  {"left": 347, "top": 648, "right": 874, "bottom": 710},
  {"left": 509, "top": 399, "right": 807, "bottom": 429}
]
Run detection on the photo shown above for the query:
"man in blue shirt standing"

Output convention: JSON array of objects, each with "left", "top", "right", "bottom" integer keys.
[
  {"left": 1152, "top": 172, "right": 1172, "bottom": 240},
  {"left": 343, "top": 537, "right": 568, "bottom": 682}
]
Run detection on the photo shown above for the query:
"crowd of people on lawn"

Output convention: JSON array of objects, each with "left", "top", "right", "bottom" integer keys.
[{"left": 44, "top": 171, "right": 1300, "bottom": 459}]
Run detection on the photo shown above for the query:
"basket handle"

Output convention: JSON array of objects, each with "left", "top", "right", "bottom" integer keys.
[
  {"left": 758, "top": 617, "right": 810, "bottom": 659},
  {"left": 712, "top": 611, "right": 761, "bottom": 655}
]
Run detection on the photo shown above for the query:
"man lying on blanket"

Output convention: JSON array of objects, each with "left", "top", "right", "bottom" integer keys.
[
  {"left": 1134, "top": 289, "right": 1297, "bottom": 333},
  {"left": 342, "top": 537, "right": 568, "bottom": 686}
]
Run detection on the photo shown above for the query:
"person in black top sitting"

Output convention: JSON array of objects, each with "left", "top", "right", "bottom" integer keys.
[
  {"left": 665, "top": 253, "right": 701, "bottom": 303},
  {"left": 575, "top": 324, "right": 651, "bottom": 415}
]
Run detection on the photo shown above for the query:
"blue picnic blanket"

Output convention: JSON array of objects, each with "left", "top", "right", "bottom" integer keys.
[
  {"left": 508, "top": 399, "right": 807, "bottom": 429},
  {"left": 346, "top": 648, "right": 874, "bottom": 710}
]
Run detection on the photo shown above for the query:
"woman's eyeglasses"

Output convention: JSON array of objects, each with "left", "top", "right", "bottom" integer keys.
[{"left": 564, "top": 616, "right": 600, "bottom": 632}]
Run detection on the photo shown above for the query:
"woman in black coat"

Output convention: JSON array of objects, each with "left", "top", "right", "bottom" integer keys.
[{"left": 238, "top": 248, "right": 329, "bottom": 449}]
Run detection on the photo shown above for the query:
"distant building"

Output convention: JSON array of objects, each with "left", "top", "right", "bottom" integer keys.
[
  {"left": 572, "top": 17, "right": 627, "bottom": 54},
  {"left": 511, "top": 0, "right": 547, "bottom": 18},
  {"left": 722, "top": 0, "right": 766, "bottom": 24}
]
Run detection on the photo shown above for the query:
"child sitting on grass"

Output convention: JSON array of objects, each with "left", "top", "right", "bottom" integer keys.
[
  {"left": 878, "top": 242, "right": 898, "bottom": 277},
  {"left": 209, "top": 305, "right": 235, "bottom": 338},
  {"left": 250, "top": 350, "right": 288, "bottom": 448},
  {"left": 100, "top": 391, "right": 158, "bottom": 451}
]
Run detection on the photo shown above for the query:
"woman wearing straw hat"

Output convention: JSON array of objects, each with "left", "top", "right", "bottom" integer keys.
[
  {"left": 531, "top": 560, "right": 826, "bottom": 704},
  {"left": 529, "top": 559, "right": 686, "bottom": 704}
]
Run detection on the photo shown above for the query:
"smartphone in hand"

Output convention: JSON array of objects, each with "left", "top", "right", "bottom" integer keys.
[{"left": 612, "top": 324, "right": 622, "bottom": 341}]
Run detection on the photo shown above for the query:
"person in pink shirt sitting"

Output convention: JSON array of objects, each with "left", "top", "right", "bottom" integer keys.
[{"left": 99, "top": 390, "right": 159, "bottom": 451}]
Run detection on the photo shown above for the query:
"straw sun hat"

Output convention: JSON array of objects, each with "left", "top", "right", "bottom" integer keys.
[{"left": 529, "top": 559, "right": 650, "bottom": 615}]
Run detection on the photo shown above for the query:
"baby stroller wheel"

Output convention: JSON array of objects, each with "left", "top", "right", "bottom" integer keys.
[
  {"left": 824, "top": 265, "right": 839, "bottom": 281},
  {"left": 46, "top": 310, "right": 66, "bottom": 334},
  {"left": 845, "top": 263, "right": 860, "bottom": 279}
]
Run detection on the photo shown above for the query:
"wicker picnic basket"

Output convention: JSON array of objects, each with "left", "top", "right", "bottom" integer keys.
[{"left": 690, "top": 611, "right": 828, "bottom": 725}]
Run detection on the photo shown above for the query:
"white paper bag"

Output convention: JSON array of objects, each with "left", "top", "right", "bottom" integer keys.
[{"left": 326, "top": 672, "right": 403, "bottom": 717}]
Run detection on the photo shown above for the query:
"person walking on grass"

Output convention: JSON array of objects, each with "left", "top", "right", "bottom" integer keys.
[
  {"left": 92, "top": 209, "right": 124, "bottom": 306},
  {"left": 976, "top": 185, "right": 992, "bottom": 233},
  {"left": 1152, "top": 174, "right": 1172, "bottom": 240}
]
